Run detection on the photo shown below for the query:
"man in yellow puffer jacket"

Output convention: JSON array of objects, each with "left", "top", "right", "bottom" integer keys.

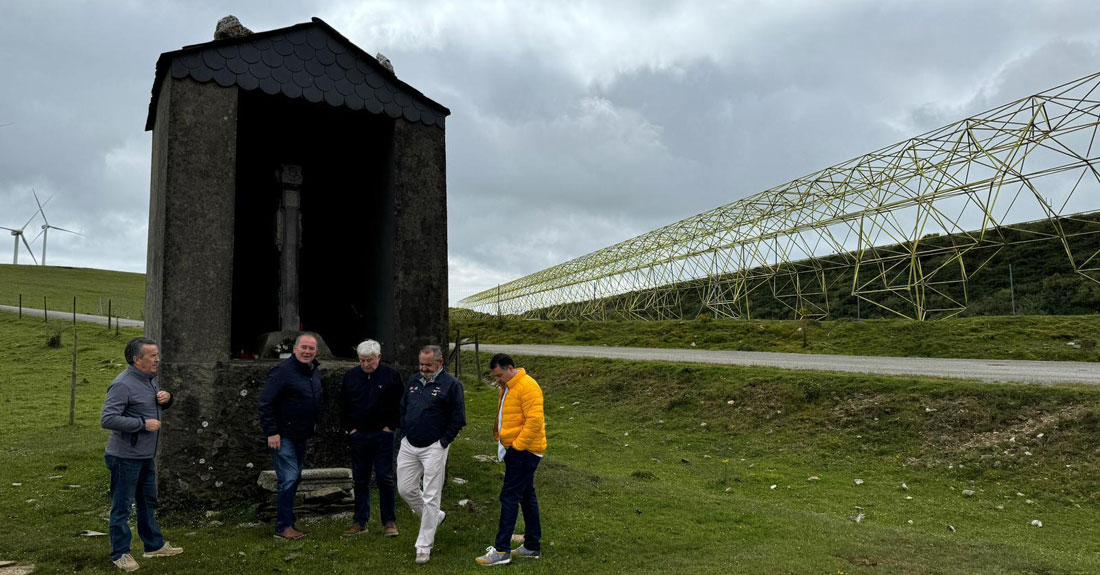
[{"left": 475, "top": 354, "right": 546, "bottom": 566}]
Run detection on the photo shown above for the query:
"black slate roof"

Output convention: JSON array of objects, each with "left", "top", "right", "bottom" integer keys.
[{"left": 146, "top": 17, "right": 450, "bottom": 131}]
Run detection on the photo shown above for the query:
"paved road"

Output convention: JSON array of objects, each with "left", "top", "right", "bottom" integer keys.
[
  {"left": 475, "top": 343, "right": 1100, "bottom": 385},
  {"left": 4, "top": 305, "right": 1091, "bottom": 385},
  {"left": 0, "top": 305, "right": 144, "bottom": 328}
]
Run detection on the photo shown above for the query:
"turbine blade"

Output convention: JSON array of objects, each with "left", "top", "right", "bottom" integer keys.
[
  {"left": 20, "top": 235, "right": 39, "bottom": 265},
  {"left": 48, "top": 225, "right": 82, "bottom": 236},
  {"left": 32, "top": 189, "right": 50, "bottom": 226},
  {"left": 19, "top": 209, "right": 38, "bottom": 230},
  {"left": 29, "top": 229, "right": 44, "bottom": 244},
  {"left": 0, "top": 225, "right": 15, "bottom": 232}
]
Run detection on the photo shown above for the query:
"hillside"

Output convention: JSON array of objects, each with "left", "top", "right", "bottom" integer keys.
[
  {"left": 2, "top": 312, "right": 1100, "bottom": 573},
  {"left": 0, "top": 264, "right": 145, "bottom": 319},
  {"left": 453, "top": 314, "right": 1100, "bottom": 362},
  {"left": 1, "top": 266, "right": 1098, "bottom": 363},
  {"left": 519, "top": 213, "right": 1100, "bottom": 321}
]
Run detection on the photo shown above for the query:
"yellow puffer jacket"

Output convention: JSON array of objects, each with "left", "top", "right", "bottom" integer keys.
[{"left": 495, "top": 368, "right": 547, "bottom": 454}]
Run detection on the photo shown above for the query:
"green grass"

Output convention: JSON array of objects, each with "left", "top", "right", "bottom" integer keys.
[
  {"left": 4, "top": 309, "right": 1100, "bottom": 573},
  {"left": 2, "top": 265, "right": 1098, "bottom": 362},
  {"left": 0, "top": 264, "right": 146, "bottom": 319},
  {"left": 454, "top": 314, "right": 1100, "bottom": 361}
]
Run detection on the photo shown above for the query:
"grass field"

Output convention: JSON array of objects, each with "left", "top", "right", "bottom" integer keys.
[
  {"left": 3, "top": 265, "right": 1100, "bottom": 362},
  {"left": 0, "top": 264, "right": 145, "bottom": 319},
  {"left": 453, "top": 314, "right": 1100, "bottom": 362},
  {"left": 4, "top": 309, "right": 1100, "bottom": 573}
]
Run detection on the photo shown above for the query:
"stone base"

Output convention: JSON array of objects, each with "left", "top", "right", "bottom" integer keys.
[
  {"left": 255, "top": 468, "right": 357, "bottom": 520},
  {"left": 257, "top": 467, "right": 352, "bottom": 492},
  {"left": 155, "top": 359, "right": 359, "bottom": 508}
]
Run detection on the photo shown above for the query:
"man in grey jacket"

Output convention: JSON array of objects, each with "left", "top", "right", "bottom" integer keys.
[{"left": 100, "top": 337, "right": 183, "bottom": 571}]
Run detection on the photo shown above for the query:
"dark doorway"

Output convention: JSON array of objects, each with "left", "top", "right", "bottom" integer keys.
[{"left": 231, "top": 90, "right": 396, "bottom": 359}]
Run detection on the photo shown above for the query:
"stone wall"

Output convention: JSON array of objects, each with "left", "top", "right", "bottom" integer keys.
[
  {"left": 156, "top": 359, "right": 374, "bottom": 508},
  {"left": 391, "top": 119, "right": 449, "bottom": 368},
  {"left": 145, "top": 77, "right": 239, "bottom": 363}
]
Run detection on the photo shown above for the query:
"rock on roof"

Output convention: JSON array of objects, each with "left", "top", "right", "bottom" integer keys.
[{"left": 146, "top": 17, "right": 450, "bottom": 131}]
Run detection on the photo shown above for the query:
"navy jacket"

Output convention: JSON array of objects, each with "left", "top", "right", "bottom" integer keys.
[
  {"left": 101, "top": 366, "right": 173, "bottom": 459},
  {"left": 259, "top": 356, "right": 323, "bottom": 440},
  {"left": 400, "top": 370, "right": 466, "bottom": 448},
  {"left": 340, "top": 363, "right": 403, "bottom": 432}
]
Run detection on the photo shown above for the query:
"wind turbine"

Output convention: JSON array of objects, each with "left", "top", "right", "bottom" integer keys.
[
  {"left": 32, "top": 190, "right": 82, "bottom": 266},
  {"left": 0, "top": 207, "right": 40, "bottom": 265}
]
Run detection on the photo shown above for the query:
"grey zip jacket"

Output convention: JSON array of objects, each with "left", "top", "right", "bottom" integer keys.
[{"left": 101, "top": 365, "right": 173, "bottom": 459}]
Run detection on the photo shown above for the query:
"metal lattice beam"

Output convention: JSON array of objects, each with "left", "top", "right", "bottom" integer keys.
[{"left": 460, "top": 71, "right": 1100, "bottom": 321}]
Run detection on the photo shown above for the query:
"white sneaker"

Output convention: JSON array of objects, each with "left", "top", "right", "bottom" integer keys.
[
  {"left": 415, "top": 550, "right": 431, "bottom": 565},
  {"left": 143, "top": 541, "right": 183, "bottom": 558},
  {"left": 511, "top": 545, "right": 541, "bottom": 559},
  {"left": 112, "top": 554, "right": 140, "bottom": 571}
]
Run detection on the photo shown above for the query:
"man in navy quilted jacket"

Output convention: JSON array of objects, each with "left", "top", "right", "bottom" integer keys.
[{"left": 259, "top": 332, "right": 323, "bottom": 540}]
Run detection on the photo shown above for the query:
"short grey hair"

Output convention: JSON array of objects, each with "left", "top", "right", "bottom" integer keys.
[
  {"left": 419, "top": 345, "right": 444, "bottom": 361},
  {"left": 294, "top": 332, "right": 319, "bottom": 347},
  {"left": 356, "top": 339, "right": 381, "bottom": 357},
  {"left": 125, "top": 337, "right": 158, "bottom": 365}
]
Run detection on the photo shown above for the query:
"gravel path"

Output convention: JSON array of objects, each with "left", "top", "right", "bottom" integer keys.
[
  {"left": 6, "top": 306, "right": 1091, "bottom": 385},
  {"left": 0, "top": 305, "right": 144, "bottom": 328}
]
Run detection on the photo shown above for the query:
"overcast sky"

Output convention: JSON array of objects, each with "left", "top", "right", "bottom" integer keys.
[{"left": 2, "top": 1, "right": 1100, "bottom": 304}]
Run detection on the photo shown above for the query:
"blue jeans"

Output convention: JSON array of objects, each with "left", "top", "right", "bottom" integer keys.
[
  {"left": 270, "top": 437, "right": 307, "bottom": 532},
  {"left": 105, "top": 454, "right": 165, "bottom": 561},
  {"left": 494, "top": 448, "right": 542, "bottom": 553},
  {"left": 349, "top": 430, "right": 397, "bottom": 526}
]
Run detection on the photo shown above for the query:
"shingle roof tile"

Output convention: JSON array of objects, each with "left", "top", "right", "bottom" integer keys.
[{"left": 146, "top": 17, "right": 448, "bottom": 131}]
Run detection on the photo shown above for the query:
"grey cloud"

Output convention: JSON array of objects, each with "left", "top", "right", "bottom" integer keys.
[{"left": 3, "top": 1, "right": 1100, "bottom": 304}]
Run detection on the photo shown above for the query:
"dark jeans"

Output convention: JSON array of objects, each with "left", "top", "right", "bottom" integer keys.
[
  {"left": 270, "top": 437, "right": 307, "bottom": 532},
  {"left": 105, "top": 454, "right": 165, "bottom": 561},
  {"left": 349, "top": 430, "right": 397, "bottom": 526},
  {"left": 494, "top": 447, "right": 542, "bottom": 553}
]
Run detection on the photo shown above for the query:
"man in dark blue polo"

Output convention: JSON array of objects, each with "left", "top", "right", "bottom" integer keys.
[
  {"left": 259, "top": 332, "right": 323, "bottom": 540},
  {"left": 397, "top": 345, "right": 466, "bottom": 564},
  {"left": 340, "top": 339, "right": 403, "bottom": 537}
]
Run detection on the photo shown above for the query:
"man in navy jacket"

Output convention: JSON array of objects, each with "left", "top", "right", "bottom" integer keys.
[
  {"left": 397, "top": 345, "right": 466, "bottom": 564},
  {"left": 259, "top": 332, "right": 323, "bottom": 540},
  {"left": 339, "top": 339, "right": 403, "bottom": 537},
  {"left": 101, "top": 337, "right": 183, "bottom": 571}
]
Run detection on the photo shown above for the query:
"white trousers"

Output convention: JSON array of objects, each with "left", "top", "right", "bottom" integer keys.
[{"left": 396, "top": 437, "right": 450, "bottom": 551}]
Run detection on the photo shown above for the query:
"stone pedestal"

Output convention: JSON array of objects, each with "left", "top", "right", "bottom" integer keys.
[
  {"left": 155, "top": 360, "right": 361, "bottom": 509},
  {"left": 257, "top": 468, "right": 355, "bottom": 519}
]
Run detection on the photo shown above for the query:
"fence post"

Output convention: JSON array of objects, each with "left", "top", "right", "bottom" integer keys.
[
  {"left": 107, "top": 299, "right": 112, "bottom": 330},
  {"left": 44, "top": 296, "right": 47, "bottom": 323},
  {"left": 18, "top": 293, "right": 22, "bottom": 318},
  {"left": 474, "top": 334, "right": 481, "bottom": 381},
  {"left": 70, "top": 329, "right": 78, "bottom": 427},
  {"left": 1009, "top": 263, "right": 1017, "bottom": 316},
  {"left": 72, "top": 296, "right": 77, "bottom": 325}
]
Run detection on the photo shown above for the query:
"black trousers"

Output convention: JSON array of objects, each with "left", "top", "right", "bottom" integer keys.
[
  {"left": 349, "top": 430, "right": 397, "bottom": 525},
  {"left": 494, "top": 447, "right": 542, "bottom": 552}
]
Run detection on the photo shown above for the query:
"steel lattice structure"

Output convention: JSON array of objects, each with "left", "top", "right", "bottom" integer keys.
[{"left": 459, "top": 71, "right": 1100, "bottom": 321}]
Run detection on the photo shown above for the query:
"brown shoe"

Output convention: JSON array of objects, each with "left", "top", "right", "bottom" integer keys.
[
  {"left": 342, "top": 524, "right": 367, "bottom": 537},
  {"left": 274, "top": 527, "right": 306, "bottom": 540},
  {"left": 383, "top": 523, "right": 399, "bottom": 538}
]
